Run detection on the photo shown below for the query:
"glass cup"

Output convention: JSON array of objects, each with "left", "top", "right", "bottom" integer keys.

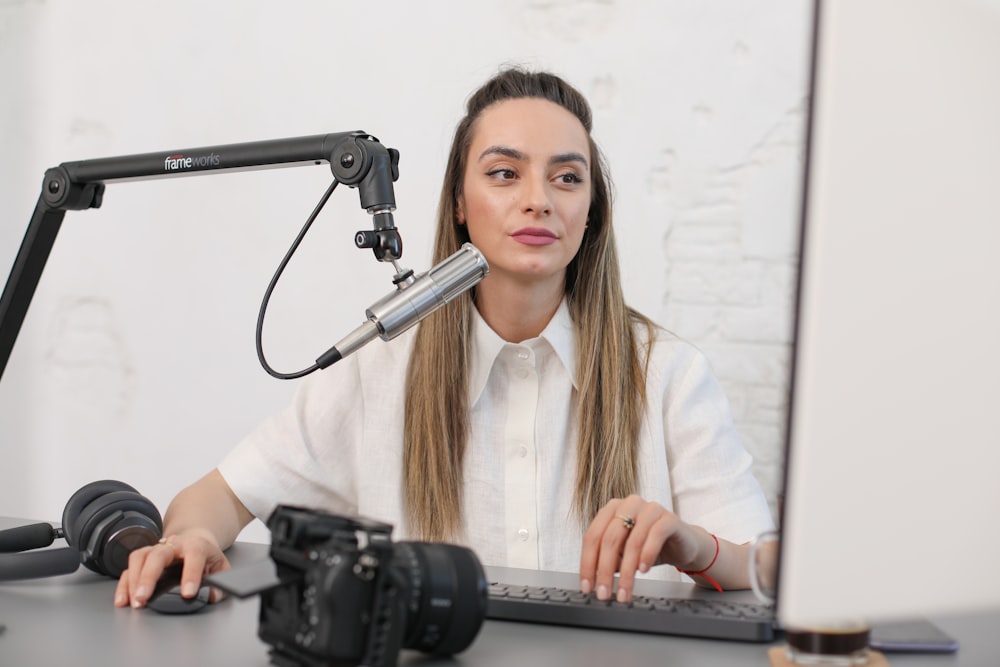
[
  {"left": 749, "top": 530, "right": 780, "bottom": 604},
  {"left": 783, "top": 626, "right": 872, "bottom": 666},
  {"left": 749, "top": 531, "right": 871, "bottom": 666}
]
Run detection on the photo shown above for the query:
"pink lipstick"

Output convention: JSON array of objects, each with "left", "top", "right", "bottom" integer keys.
[{"left": 512, "top": 227, "right": 558, "bottom": 246}]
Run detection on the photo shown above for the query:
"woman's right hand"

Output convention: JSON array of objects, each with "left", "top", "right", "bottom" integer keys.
[{"left": 113, "top": 528, "right": 231, "bottom": 608}]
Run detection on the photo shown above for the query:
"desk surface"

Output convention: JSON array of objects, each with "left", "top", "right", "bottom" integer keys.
[{"left": 1, "top": 518, "right": 997, "bottom": 667}]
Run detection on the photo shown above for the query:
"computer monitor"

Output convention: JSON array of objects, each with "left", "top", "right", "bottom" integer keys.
[{"left": 777, "top": 0, "right": 1000, "bottom": 627}]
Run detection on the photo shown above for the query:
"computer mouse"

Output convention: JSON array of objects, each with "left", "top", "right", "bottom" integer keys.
[{"left": 145, "top": 564, "right": 211, "bottom": 615}]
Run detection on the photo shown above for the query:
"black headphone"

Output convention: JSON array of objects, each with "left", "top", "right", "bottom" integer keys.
[{"left": 0, "top": 480, "right": 163, "bottom": 582}]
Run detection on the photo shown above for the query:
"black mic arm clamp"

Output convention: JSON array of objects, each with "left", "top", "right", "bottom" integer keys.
[
  {"left": 41, "top": 166, "right": 107, "bottom": 212},
  {"left": 353, "top": 225, "right": 402, "bottom": 263},
  {"left": 330, "top": 134, "right": 403, "bottom": 263}
]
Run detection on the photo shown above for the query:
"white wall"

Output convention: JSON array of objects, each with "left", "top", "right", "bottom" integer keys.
[{"left": 0, "top": 0, "right": 811, "bottom": 543}]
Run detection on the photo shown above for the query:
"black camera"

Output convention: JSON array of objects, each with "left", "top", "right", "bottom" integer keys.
[{"left": 211, "top": 505, "right": 488, "bottom": 667}]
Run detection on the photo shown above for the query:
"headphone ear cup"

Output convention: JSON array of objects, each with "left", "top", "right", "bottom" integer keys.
[
  {"left": 61, "top": 480, "right": 139, "bottom": 548},
  {"left": 62, "top": 481, "right": 163, "bottom": 577}
]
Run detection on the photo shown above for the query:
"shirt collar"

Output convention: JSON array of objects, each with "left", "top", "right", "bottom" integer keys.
[{"left": 468, "top": 299, "right": 578, "bottom": 407}]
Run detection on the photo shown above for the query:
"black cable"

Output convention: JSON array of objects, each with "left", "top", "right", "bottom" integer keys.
[{"left": 256, "top": 179, "right": 339, "bottom": 380}]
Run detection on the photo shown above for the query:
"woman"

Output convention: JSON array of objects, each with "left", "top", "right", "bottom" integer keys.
[{"left": 115, "top": 68, "right": 773, "bottom": 609}]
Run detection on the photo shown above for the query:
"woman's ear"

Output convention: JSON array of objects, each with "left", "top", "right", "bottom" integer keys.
[{"left": 456, "top": 196, "right": 466, "bottom": 225}]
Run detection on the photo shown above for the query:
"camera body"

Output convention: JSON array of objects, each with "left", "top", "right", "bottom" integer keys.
[{"left": 257, "top": 505, "right": 487, "bottom": 667}]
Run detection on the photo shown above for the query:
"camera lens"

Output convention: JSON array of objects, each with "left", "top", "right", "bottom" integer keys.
[{"left": 394, "top": 542, "right": 488, "bottom": 655}]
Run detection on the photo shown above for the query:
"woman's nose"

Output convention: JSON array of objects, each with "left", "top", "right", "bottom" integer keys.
[{"left": 520, "top": 176, "right": 552, "bottom": 216}]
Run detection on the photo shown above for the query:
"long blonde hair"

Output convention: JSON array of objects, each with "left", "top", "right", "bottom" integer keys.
[{"left": 404, "top": 68, "right": 655, "bottom": 540}]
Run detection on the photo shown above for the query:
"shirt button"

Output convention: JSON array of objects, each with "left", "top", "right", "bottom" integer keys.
[
  {"left": 515, "top": 367, "right": 529, "bottom": 379},
  {"left": 517, "top": 528, "right": 529, "bottom": 541},
  {"left": 517, "top": 350, "right": 529, "bottom": 361},
  {"left": 517, "top": 446, "right": 528, "bottom": 458}
]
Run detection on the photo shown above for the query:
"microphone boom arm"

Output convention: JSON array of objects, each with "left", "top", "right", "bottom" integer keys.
[{"left": 0, "top": 131, "right": 402, "bottom": 381}]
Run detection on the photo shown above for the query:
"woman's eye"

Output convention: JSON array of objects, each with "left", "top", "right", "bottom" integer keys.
[
  {"left": 487, "top": 168, "right": 516, "bottom": 180},
  {"left": 556, "top": 172, "right": 583, "bottom": 185}
]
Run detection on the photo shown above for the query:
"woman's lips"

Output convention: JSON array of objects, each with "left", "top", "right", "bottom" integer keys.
[{"left": 512, "top": 227, "right": 558, "bottom": 246}]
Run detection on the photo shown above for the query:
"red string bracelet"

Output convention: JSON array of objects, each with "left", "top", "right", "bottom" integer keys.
[{"left": 676, "top": 532, "right": 723, "bottom": 593}]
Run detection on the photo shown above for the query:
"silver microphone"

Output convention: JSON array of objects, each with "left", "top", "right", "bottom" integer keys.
[{"left": 316, "top": 242, "right": 488, "bottom": 368}]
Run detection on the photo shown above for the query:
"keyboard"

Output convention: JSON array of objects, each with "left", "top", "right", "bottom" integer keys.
[{"left": 486, "top": 581, "right": 777, "bottom": 642}]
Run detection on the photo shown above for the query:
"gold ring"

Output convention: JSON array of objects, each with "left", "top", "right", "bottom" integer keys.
[
  {"left": 616, "top": 513, "right": 635, "bottom": 530},
  {"left": 157, "top": 536, "right": 176, "bottom": 551}
]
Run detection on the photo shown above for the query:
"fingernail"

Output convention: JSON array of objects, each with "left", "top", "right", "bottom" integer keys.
[
  {"left": 617, "top": 587, "right": 628, "bottom": 604},
  {"left": 580, "top": 579, "right": 592, "bottom": 594},
  {"left": 639, "top": 561, "right": 650, "bottom": 573},
  {"left": 596, "top": 585, "right": 609, "bottom": 601},
  {"left": 182, "top": 582, "right": 198, "bottom": 597},
  {"left": 114, "top": 593, "right": 126, "bottom": 606},
  {"left": 134, "top": 584, "right": 149, "bottom": 601}
]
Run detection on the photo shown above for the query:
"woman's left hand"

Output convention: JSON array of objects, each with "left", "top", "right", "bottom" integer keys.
[{"left": 578, "top": 494, "right": 710, "bottom": 603}]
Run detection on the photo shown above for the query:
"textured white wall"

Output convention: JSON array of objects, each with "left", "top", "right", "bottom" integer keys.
[{"left": 0, "top": 0, "right": 811, "bottom": 542}]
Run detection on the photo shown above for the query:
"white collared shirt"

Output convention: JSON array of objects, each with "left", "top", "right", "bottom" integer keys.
[{"left": 219, "top": 301, "right": 774, "bottom": 580}]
